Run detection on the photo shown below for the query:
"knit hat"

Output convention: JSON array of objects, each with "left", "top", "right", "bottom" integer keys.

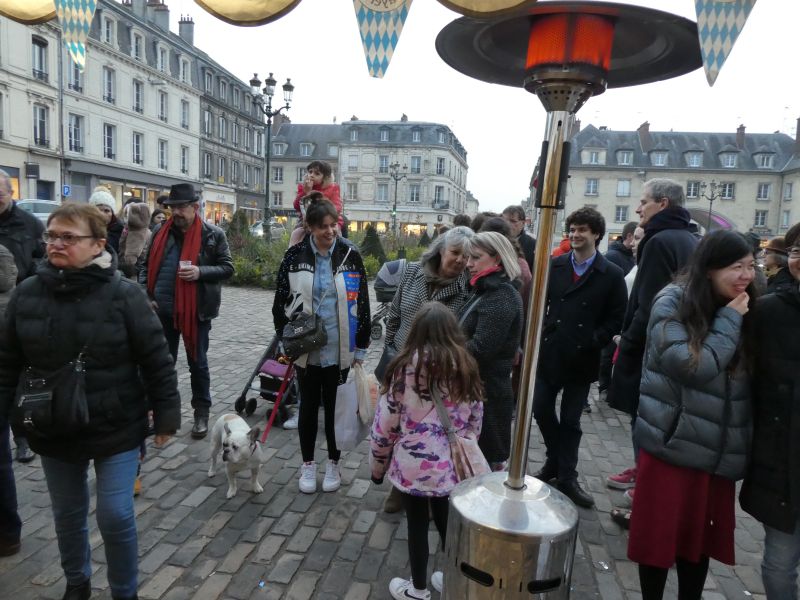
[{"left": 89, "top": 188, "right": 115, "bottom": 211}]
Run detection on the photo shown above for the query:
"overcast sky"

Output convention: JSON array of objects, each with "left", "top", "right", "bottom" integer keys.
[{"left": 167, "top": 0, "right": 798, "bottom": 212}]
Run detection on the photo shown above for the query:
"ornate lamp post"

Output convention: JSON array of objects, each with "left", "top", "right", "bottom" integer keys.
[
  {"left": 700, "top": 179, "right": 719, "bottom": 233},
  {"left": 436, "top": 3, "right": 702, "bottom": 597},
  {"left": 389, "top": 161, "right": 407, "bottom": 239},
  {"left": 250, "top": 72, "right": 293, "bottom": 228}
]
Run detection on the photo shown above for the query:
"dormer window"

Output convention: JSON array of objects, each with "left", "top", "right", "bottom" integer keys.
[
  {"left": 686, "top": 152, "right": 703, "bottom": 167},
  {"left": 300, "top": 143, "right": 313, "bottom": 157},
  {"left": 158, "top": 46, "right": 168, "bottom": 73},
  {"left": 438, "top": 131, "right": 446, "bottom": 144},
  {"left": 379, "top": 128, "right": 389, "bottom": 142},
  {"left": 617, "top": 150, "right": 633, "bottom": 166},
  {"left": 651, "top": 152, "right": 667, "bottom": 167},
  {"left": 350, "top": 129, "right": 358, "bottom": 142},
  {"left": 272, "top": 142, "right": 286, "bottom": 156},
  {"left": 204, "top": 71, "right": 213, "bottom": 93},
  {"left": 102, "top": 17, "right": 115, "bottom": 46},
  {"left": 132, "top": 33, "right": 142, "bottom": 60},
  {"left": 412, "top": 129, "right": 421, "bottom": 143},
  {"left": 755, "top": 154, "right": 774, "bottom": 168},
  {"left": 721, "top": 153, "right": 737, "bottom": 168}
]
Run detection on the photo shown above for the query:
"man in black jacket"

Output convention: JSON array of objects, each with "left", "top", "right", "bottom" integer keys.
[
  {"left": 0, "top": 170, "right": 45, "bottom": 464},
  {"left": 502, "top": 205, "right": 536, "bottom": 270},
  {"left": 607, "top": 179, "right": 698, "bottom": 493},
  {"left": 533, "top": 207, "right": 627, "bottom": 508},
  {"left": 141, "top": 184, "right": 234, "bottom": 438},
  {"left": 740, "top": 222, "right": 800, "bottom": 597}
]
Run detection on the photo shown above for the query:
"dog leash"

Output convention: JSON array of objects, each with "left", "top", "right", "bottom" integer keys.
[{"left": 259, "top": 359, "right": 295, "bottom": 444}]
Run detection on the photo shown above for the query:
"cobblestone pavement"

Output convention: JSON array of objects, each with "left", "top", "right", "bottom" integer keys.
[{"left": 3, "top": 285, "right": 767, "bottom": 599}]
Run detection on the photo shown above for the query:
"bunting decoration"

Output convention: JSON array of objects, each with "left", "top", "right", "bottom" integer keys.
[
  {"left": 0, "top": 0, "right": 55, "bottom": 24},
  {"left": 55, "top": 0, "right": 97, "bottom": 72},
  {"left": 353, "top": 0, "right": 413, "bottom": 79},
  {"left": 695, "top": 0, "right": 757, "bottom": 86}
]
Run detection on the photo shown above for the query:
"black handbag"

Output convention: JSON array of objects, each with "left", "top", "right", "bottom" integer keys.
[
  {"left": 11, "top": 272, "right": 121, "bottom": 437},
  {"left": 281, "top": 246, "right": 352, "bottom": 360}
]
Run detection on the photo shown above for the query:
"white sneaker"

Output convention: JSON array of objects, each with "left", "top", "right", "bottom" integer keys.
[
  {"left": 389, "top": 577, "right": 430, "bottom": 600},
  {"left": 282, "top": 411, "right": 299, "bottom": 430},
  {"left": 298, "top": 461, "right": 316, "bottom": 494},
  {"left": 431, "top": 571, "right": 443, "bottom": 593},
  {"left": 322, "top": 459, "right": 341, "bottom": 492}
]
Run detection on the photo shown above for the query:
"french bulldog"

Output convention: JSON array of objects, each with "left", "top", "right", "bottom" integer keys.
[{"left": 207, "top": 414, "right": 273, "bottom": 498}]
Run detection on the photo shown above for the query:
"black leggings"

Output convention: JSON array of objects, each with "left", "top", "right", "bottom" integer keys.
[
  {"left": 639, "top": 556, "right": 710, "bottom": 600},
  {"left": 296, "top": 365, "right": 348, "bottom": 463},
  {"left": 402, "top": 492, "right": 449, "bottom": 591}
]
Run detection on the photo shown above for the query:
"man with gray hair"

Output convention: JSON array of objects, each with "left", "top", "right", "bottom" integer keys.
[
  {"left": 0, "top": 170, "right": 45, "bottom": 465},
  {"left": 606, "top": 179, "right": 698, "bottom": 503}
]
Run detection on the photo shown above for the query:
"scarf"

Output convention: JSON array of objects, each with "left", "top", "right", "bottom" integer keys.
[
  {"left": 469, "top": 264, "right": 503, "bottom": 287},
  {"left": 146, "top": 215, "right": 203, "bottom": 359},
  {"left": 639, "top": 206, "right": 691, "bottom": 258}
]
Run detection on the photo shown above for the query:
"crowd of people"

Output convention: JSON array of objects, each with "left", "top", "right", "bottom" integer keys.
[{"left": 0, "top": 162, "right": 799, "bottom": 600}]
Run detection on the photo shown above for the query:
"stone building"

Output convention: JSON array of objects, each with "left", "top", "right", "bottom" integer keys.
[{"left": 554, "top": 121, "right": 800, "bottom": 250}]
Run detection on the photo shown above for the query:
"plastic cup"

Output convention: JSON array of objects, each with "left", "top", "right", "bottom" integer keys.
[{"left": 179, "top": 260, "right": 192, "bottom": 269}]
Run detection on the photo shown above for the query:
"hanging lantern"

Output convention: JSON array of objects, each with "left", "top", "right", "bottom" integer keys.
[
  {"left": 194, "top": 0, "right": 301, "bottom": 26},
  {"left": 0, "top": 0, "right": 55, "bottom": 24},
  {"left": 436, "top": 0, "right": 533, "bottom": 18}
]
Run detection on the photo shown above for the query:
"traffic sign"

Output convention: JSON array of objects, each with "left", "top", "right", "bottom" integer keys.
[{"left": 62, "top": 185, "right": 71, "bottom": 197}]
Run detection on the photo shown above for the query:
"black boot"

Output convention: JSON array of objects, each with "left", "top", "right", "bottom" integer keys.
[
  {"left": 191, "top": 415, "right": 208, "bottom": 439},
  {"left": 62, "top": 579, "right": 91, "bottom": 600},
  {"left": 533, "top": 461, "right": 558, "bottom": 484},
  {"left": 15, "top": 438, "right": 35, "bottom": 463},
  {"left": 558, "top": 479, "right": 595, "bottom": 508}
]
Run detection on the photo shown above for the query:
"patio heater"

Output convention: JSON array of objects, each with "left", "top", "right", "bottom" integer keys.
[{"left": 436, "top": 2, "right": 701, "bottom": 597}]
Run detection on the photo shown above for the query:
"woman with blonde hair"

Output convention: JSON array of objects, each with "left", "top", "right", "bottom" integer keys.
[{"left": 459, "top": 231, "right": 523, "bottom": 471}]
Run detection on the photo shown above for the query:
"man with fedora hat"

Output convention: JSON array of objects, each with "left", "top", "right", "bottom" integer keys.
[
  {"left": 763, "top": 236, "right": 794, "bottom": 294},
  {"left": 141, "top": 183, "right": 234, "bottom": 438}
]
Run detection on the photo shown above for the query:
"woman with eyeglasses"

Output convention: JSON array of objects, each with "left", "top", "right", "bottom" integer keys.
[
  {"left": 0, "top": 203, "right": 180, "bottom": 600},
  {"left": 741, "top": 224, "right": 800, "bottom": 599},
  {"left": 89, "top": 188, "right": 124, "bottom": 254}
]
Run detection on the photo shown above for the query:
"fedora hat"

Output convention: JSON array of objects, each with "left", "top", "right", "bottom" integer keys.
[
  {"left": 764, "top": 236, "right": 787, "bottom": 255},
  {"left": 163, "top": 183, "right": 198, "bottom": 205}
]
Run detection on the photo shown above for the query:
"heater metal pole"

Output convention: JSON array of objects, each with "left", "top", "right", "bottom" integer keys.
[{"left": 506, "top": 110, "right": 573, "bottom": 490}]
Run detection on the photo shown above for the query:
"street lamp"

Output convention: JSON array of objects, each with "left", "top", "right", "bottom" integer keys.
[
  {"left": 250, "top": 72, "right": 293, "bottom": 229},
  {"left": 700, "top": 179, "right": 719, "bottom": 233},
  {"left": 388, "top": 161, "right": 407, "bottom": 239}
]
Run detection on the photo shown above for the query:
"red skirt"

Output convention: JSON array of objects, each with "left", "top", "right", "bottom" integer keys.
[{"left": 628, "top": 450, "right": 736, "bottom": 569}]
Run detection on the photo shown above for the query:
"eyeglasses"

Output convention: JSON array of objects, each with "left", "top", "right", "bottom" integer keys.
[
  {"left": 788, "top": 247, "right": 800, "bottom": 259},
  {"left": 43, "top": 231, "right": 95, "bottom": 245}
]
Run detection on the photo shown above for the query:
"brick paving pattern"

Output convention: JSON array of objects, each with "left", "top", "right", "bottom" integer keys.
[{"left": 3, "top": 285, "right": 767, "bottom": 599}]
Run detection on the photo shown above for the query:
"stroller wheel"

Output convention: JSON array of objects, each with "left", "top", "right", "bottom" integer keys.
[
  {"left": 245, "top": 398, "right": 258, "bottom": 416},
  {"left": 370, "top": 322, "right": 383, "bottom": 340},
  {"left": 234, "top": 396, "right": 246, "bottom": 414}
]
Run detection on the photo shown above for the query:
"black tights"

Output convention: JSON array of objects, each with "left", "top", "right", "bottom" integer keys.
[
  {"left": 639, "top": 556, "right": 710, "bottom": 600},
  {"left": 296, "top": 365, "right": 348, "bottom": 463},
  {"left": 402, "top": 492, "right": 449, "bottom": 591}
]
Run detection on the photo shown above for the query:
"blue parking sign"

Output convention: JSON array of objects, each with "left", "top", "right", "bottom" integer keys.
[{"left": 62, "top": 185, "right": 71, "bottom": 197}]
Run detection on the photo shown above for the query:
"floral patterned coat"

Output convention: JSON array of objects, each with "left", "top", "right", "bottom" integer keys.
[{"left": 369, "top": 358, "right": 483, "bottom": 497}]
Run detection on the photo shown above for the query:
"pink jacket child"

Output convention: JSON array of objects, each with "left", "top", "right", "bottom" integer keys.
[
  {"left": 370, "top": 356, "right": 484, "bottom": 496},
  {"left": 294, "top": 183, "right": 343, "bottom": 229}
]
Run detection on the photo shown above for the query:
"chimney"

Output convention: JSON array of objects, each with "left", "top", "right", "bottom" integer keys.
[
  {"left": 736, "top": 124, "right": 746, "bottom": 149},
  {"left": 795, "top": 117, "right": 800, "bottom": 155},
  {"left": 153, "top": 3, "right": 170, "bottom": 31},
  {"left": 178, "top": 15, "right": 194, "bottom": 45},
  {"left": 126, "top": 0, "right": 146, "bottom": 17},
  {"left": 637, "top": 121, "right": 652, "bottom": 153}
]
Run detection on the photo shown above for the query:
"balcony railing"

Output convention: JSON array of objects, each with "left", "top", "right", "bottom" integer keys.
[
  {"left": 433, "top": 201, "right": 450, "bottom": 210},
  {"left": 104, "top": 152, "right": 115, "bottom": 159},
  {"left": 34, "top": 137, "right": 50, "bottom": 147},
  {"left": 133, "top": 105, "right": 143, "bottom": 114},
  {"left": 68, "top": 82, "right": 83, "bottom": 92},
  {"left": 103, "top": 95, "right": 115, "bottom": 104},
  {"left": 68, "top": 144, "right": 83, "bottom": 152},
  {"left": 32, "top": 69, "right": 48, "bottom": 82},
  {"left": 133, "top": 158, "right": 143, "bottom": 165},
  {"left": 159, "top": 115, "right": 168, "bottom": 123}
]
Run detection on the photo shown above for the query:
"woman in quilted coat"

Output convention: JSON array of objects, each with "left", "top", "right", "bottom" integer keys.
[
  {"left": 370, "top": 302, "right": 484, "bottom": 600},
  {"left": 629, "top": 230, "right": 758, "bottom": 599}
]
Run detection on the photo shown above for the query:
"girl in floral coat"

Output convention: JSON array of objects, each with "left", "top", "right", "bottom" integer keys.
[{"left": 370, "top": 302, "right": 484, "bottom": 600}]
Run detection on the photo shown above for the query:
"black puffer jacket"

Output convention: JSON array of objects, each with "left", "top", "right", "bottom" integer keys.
[
  {"left": 0, "top": 253, "right": 180, "bottom": 461},
  {"left": 741, "top": 287, "right": 800, "bottom": 532},
  {"left": 604, "top": 240, "right": 635, "bottom": 276},
  {"left": 140, "top": 220, "right": 234, "bottom": 321},
  {"left": 767, "top": 267, "right": 796, "bottom": 294},
  {"left": 0, "top": 203, "right": 45, "bottom": 281}
]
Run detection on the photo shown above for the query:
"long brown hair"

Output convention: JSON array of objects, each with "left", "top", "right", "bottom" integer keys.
[{"left": 381, "top": 302, "right": 483, "bottom": 404}]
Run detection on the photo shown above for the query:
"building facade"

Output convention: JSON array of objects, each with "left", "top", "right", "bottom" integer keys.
[
  {"left": 0, "top": 19, "right": 62, "bottom": 200},
  {"left": 269, "top": 118, "right": 470, "bottom": 235},
  {"left": 557, "top": 121, "right": 800, "bottom": 250}
]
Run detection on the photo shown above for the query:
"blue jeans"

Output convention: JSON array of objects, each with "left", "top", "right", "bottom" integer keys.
[
  {"left": 41, "top": 448, "right": 140, "bottom": 598},
  {"left": 161, "top": 317, "right": 211, "bottom": 415},
  {"left": 763, "top": 521, "right": 800, "bottom": 599},
  {"left": 0, "top": 418, "right": 21, "bottom": 545}
]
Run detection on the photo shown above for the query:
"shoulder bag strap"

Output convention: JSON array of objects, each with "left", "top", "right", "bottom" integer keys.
[
  {"left": 458, "top": 293, "right": 483, "bottom": 326},
  {"left": 429, "top": 377, "right": 459, "bottom": 445}
]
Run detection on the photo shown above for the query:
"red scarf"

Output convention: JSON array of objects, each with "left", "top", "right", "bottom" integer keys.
[
  {"left": 469, "top": 264, "right": 503, "bottom": 287},
  {"left": 146, "top": 215, "right": 203, "bottom": 359}
]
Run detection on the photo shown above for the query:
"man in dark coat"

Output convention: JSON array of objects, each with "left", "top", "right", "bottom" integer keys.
[
  {"left": 597, "top": 222, "right": 637, "bottom": 395},
  {"left": 763, "top": 236, "right": 795, "bottom": 294},
  {"left": 740, "top": 222, "right": 800, "bottom": 597},
  {"left": 533, "top": 207, "right": 627, "bottom": 508},
  {"left": 141, "top": 183, "right": 234, "bottom": 438},
  {"left": 502, "top": 204, "right": 536, "bottom": 270},
  {"left": 606, "top": 178, "right": 698, "bottom": 492},
  {"left": 0, "top": 170, "right": 45, "bottom": 464}
]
